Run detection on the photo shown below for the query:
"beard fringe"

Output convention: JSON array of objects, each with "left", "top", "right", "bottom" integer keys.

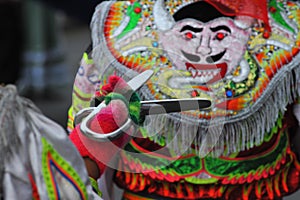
[
  {"left": 91, "top": 8, "right": 300, "bottom": 157},
  {"left": 139, "top": 65, "right": 300, "bottom": 158}
]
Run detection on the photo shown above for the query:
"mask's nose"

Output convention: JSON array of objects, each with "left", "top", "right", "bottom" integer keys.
[{"left": 196, "top": 36, "right": 212, "bottom": 56}]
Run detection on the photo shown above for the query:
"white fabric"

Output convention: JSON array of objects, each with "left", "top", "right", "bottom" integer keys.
[{"left": 0, "top": 85, "right": 102, "bottom": 200}]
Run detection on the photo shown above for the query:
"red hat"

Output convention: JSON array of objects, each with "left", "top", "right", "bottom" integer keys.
[{"left": 205, "top": 0, "right": 270, "bottom": 31}]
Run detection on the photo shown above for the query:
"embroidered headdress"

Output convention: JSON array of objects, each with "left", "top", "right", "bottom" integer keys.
[{"left": 90, "top": 0, "right": 300, "bottom": 156}]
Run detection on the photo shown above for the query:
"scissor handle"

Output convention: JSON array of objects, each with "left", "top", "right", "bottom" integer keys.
[
  {"left": 79, "top": 70, "right": 154, "bottom": 141},
  {"left": 79, "top": 102, "right": 134, "bottom": 142}
]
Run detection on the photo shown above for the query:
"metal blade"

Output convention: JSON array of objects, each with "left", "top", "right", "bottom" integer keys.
[
  {"left": 140, "top": 98, "right": 211, "bottom": 116},
  {"left": 127, "top": 70, "right": 154, "bottom": 91}
]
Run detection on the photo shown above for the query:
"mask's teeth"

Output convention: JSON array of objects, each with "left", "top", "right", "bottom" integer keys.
[{"left": 190, "top": 68, "right": 197, "bottom": 78}]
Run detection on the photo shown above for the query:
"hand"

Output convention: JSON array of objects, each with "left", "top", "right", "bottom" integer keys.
[
  {"left": 69, "top": 75, "right": 141, "bottom": 178},
  {"left": 94, "top": 75, "right": 142, "bottom": 127}
]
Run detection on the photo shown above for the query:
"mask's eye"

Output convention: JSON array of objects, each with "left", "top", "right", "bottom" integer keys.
[
  {"left": 184, "top": 32, "right": 195, "bottom": 40},
  {"left": 215, "top": 32, "right": 227, "bottom": 41}
]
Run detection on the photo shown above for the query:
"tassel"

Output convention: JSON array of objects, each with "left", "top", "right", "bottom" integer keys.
[
  {"left": 138, "top": 65, "right": 299, "bottom": 157},
  {"left": 101, "top": 45, "right": 300, "bottom": 158}
]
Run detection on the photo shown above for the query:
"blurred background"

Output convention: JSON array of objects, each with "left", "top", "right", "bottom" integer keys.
[
  {"left": 0, "top": 0, "right": 300, "bottom": 199},
  {"left": 0, "top": 0, "right": 102, "bottom": 128}
]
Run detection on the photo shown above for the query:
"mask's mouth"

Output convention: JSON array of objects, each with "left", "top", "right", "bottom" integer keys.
[{"left": 186, "top": 62, "right": 227, "bottom": 84}]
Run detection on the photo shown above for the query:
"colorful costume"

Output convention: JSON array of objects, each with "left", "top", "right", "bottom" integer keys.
[
  {"left": 69, "top": 0, "right": 300, "bottom": 199},
  {"left": 0, "top": 85, "right": 102, "bottom": 199}
]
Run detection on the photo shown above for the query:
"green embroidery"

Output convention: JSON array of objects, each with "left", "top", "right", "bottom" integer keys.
[
  {"left": 223, "top": 51, "right": 259, "bottom": 97},
  {"left": 117, "top": 2, "right": 142, "bottom": 39},
  {"left": 140, "top": 127, "right": 166, "bottom": 146},
  {"left": 83, "top": 52, "right": 94, "bottom": 65},
  {"left": 89, "top": 177, "right": 102, "bottom": 197},
  {"left": 41, "top": 138, "right": 88, "bottom": 200},
  {"left": 123, "top": 128, "right": 288, "bottom": 184},
  {"left": 124, "top": 143, "right": 202, "bottom": 176},
  {"left": 184, "top": 176, "right": 218, "bottom": 184},
  {"left": 269, "top": 0, "right": 295, "bottom": 33},
  {"left": 169, "top": 157, "right": 201, "bottom": 176},
  {"left": 204, "top": 130, "right": 288, "bottom": 177}
]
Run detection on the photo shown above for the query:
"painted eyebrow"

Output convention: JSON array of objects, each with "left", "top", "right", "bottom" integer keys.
[
  {"left": 180, "top": 25, "right": 203, "bottom": 33},
  {"left": 210, "top": 25, "right": 231, "bottom": 33}
]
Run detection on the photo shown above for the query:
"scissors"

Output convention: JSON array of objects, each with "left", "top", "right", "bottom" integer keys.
[{"left": 77, "top": 70, "right": 211, "bottom": 141}]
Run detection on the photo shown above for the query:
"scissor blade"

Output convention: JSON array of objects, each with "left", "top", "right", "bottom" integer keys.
[
  {"left": 140, "top": 98, "right": 211, "bottom": 116},
  {"left": 127, "top": 70, "right": 154, "bottom": 91}
]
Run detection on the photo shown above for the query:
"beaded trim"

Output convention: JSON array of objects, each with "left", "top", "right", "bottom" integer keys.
[
  {"left": 41, "top": 138, "right": 88, "bottom": 200},
  {"left": 90, "top": 0, "right": 300, "bottom": 156}
]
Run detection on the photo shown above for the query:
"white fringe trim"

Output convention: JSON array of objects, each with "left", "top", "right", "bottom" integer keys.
[
  {"left": 140, "top": 65, "right": 300, "bottom": 158},
  {"left": 90, "top": 2, "right": 300, "bottom": 158}
]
